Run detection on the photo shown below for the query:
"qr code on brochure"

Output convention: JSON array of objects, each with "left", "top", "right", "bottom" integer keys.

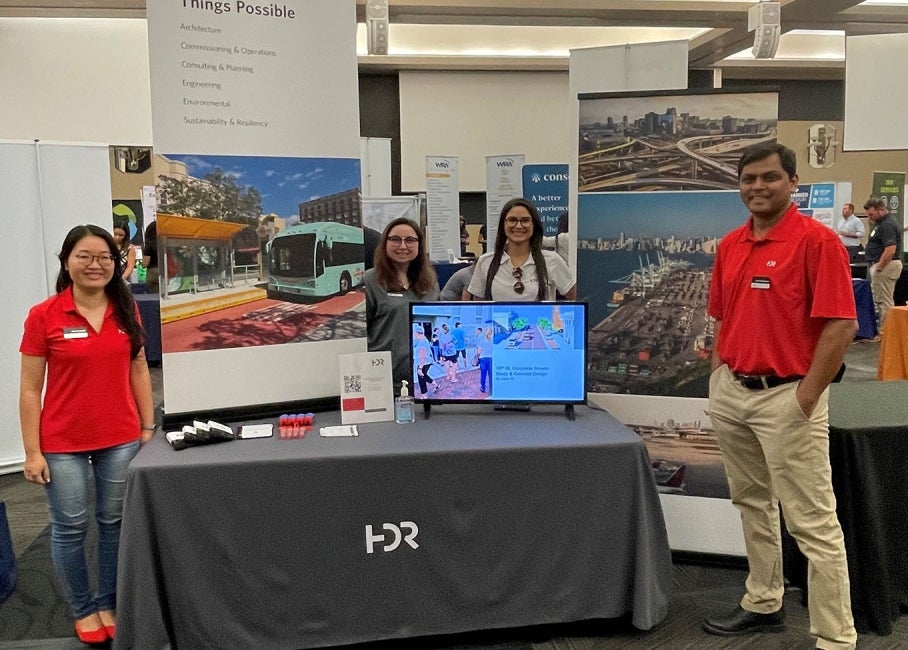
[{"left": 343, "top": 374, "right": 362, "bottom": 394}]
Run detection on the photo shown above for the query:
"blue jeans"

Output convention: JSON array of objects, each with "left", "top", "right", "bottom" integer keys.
[
  {"left": 479, "top": 357, "right": 492, "bottom": 392},
  {"left": 44, "top": 440, "right": 139, "bottom": 618}
]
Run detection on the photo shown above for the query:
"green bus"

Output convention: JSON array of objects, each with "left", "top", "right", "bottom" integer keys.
[{"left": 267, "top": 221, "right": 364, "bottom": 301}]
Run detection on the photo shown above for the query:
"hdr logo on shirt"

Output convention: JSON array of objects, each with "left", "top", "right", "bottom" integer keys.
[{"left": 365, "top": 521, "right": 419, "bottom": 554}]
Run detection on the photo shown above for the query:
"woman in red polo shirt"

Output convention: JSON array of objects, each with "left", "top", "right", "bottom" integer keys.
[{"left": 19, "top": 224, "right": 155, "bottom": 644}]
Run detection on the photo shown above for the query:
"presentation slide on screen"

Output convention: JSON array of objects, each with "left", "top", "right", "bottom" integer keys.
[{"left": 410, "top": 303, "right": 586, "bottom": 402}]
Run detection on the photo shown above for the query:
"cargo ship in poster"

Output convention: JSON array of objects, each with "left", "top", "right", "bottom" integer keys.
[{"left": 586, "top": 251, "right": 716, "bottom": 396}]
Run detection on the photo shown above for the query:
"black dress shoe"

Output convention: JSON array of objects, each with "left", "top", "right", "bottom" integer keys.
[{"left": 702, "top": 605, "right": 785, "bottom": 636}]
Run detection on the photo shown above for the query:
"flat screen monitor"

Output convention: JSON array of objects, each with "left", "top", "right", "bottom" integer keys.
[{"left": 409, "top": 301, "right": 588, "bottom": 408}]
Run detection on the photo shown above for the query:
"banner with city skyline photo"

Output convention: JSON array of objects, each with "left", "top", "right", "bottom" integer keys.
[{"left": 576, "top": 89, "right": 779, "bottom": 500}]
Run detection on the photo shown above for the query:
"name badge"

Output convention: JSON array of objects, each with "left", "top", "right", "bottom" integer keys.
[
  {"left": 63, "top": 327, "right": 89, "bottom": 339},
  {"left": 387, "top": 292, "right": 404, "bottom": 298},
  {"left": 750, "top": 276, "right": 771, "bottom": 290}
]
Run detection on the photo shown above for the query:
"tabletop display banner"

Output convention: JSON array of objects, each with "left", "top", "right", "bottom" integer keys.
[
  {"left": 872, "top": 171, "right": 906, "bottom": 229},
  {"left": 425, "top": 156, "right": 460, "bottom": 262},
  {"left": 485, "top": 154, "right": 525, "bottom": 248},
  {"left": 792, "top": 182, "right": 836, "bottom": 227},
  {"left": 338, "top": 351, "right": 393, "bottom": 424},
  {"left": 522, "top": 163, "right": 568, "bottom": 235},
  {"left": 146, "top": 0, "right": 363, "bottom": 414}
]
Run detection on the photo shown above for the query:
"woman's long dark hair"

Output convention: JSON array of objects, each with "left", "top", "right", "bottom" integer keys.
[
  {"left": 483, "top": 197, "right": 548, "bottom": 301},
  {"left": 372, "top": 217, "right": 438, "bottom": 297},
  {"left": 113, "top": 217, "right": 130, "bottom": 254},
  {"left": 56, "top": 224, "right": 144, "bottom": 358}
]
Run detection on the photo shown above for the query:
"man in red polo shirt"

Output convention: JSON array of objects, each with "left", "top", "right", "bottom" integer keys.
[{"left": 702, "top": 143, "right": 857, "bottom": 650}]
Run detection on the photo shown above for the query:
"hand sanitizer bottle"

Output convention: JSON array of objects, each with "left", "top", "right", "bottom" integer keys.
[{"left": 395, "top": 380, "right": 415, "bottom": 423}]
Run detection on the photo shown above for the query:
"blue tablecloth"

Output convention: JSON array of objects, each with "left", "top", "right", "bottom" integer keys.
[{"left": 853, "top": 279, "right": 877, "bottom": 340}]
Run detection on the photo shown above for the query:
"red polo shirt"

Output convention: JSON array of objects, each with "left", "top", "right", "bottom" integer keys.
[
  {"left": 20, "top": 286, "right": 141, "bottom": 453},
  {"left": 708, "top": 203, "right": 856, "bottom": 377}
]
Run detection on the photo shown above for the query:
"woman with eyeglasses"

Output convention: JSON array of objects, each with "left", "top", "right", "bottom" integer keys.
[
  {"left": 364, "top": 217, "right": 439, "bottom": 390},
  {"left": 19, "top": 225, "right": 155, "bottom": 644},
  {"left": 468, "top": 198, "right": 576, "bottom": 301}
]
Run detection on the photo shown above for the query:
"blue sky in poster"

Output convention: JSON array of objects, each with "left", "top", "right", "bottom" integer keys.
[
  {"left": 578, "top": 191, "right": 750, "bottom": 240},
  {"left": 162, "top": 154, "right": 361, "bottom": 221}
]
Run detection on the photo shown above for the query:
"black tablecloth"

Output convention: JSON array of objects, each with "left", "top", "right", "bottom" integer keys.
[
  {"left": 784, "top": 382, "right": 908, "bottom": 635},
  {"left": 114, "top": 405, "right": 671, "bottom": 649}
]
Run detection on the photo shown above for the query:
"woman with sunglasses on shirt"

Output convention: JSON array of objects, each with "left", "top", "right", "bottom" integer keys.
[
  {"left": 467, "top": 198, "right": 576, "bottom": 302},
  {"left": 364, "top": 217, "right": 439, "bottom": 390}
]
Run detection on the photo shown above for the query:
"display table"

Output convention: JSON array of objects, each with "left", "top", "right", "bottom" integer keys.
[
  {"left": 852, "top": 279, "right": 877, "bottom": 340},
  {"left": 114, "top": 405, "right": 671, "bottom": 649},
  {"left": 784, "top": 381, "right": 908, "bottom": 635},
  {"left": 134, "top": 293, "right": 161, "bottom": 365},
  {"left": 878, "top": 305, "right": 908, "bottom": 379},
  {"left": 433, "top": 260, "right": 472, "bottom": 289}
]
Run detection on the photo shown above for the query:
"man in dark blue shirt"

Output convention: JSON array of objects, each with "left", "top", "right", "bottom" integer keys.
[{"left": 864, "top": 196, "right": 903, "bottom": 327}]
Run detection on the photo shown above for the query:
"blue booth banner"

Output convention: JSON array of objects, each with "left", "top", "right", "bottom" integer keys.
[
  {"left": 522, "top": 164, "right": 568, "bottom": 236},
  {"left": 793, "top": 183, "right": 836, "bottom": 227}
]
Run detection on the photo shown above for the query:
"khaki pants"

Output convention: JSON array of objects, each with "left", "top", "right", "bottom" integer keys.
[
  {"left": 870, "top": 259, "right": 903, "bottom": 327},
  {"left": 708, "top": 365, "right": 856, "bottom": 650}
]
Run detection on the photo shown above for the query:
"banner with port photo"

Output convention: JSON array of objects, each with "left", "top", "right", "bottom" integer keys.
[
  {"left": 146, "top": 0, "right": 363, "bottom": 414},
  {"left": 576, "top": 88, "right": 778, "bottom": 509},
  {"left": 425, "top": 156, "right": 460, "bottom": 262},
  {"left": 485, "top": 155, "right": 525, "bottom": 249}
]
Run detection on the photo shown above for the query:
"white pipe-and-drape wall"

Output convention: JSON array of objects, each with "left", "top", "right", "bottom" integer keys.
[{"left": 0, "top": 141, "right": 112, "bottom": 472}]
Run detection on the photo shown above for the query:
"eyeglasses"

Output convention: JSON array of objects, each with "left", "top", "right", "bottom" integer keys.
[
  {"left": 504, "top": 217, "right": 532, "bottom": 227},
  {"left": 72, "top": 253, "right": 116, "bottom": 267},
  {"left": 387, "top": 236, "right": 419, "bottom": 246},
  {"left": 512, "top": 267, "right": 525, "bottom": 295}
]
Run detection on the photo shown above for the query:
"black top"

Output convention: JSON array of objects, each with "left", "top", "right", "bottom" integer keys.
[{"left": 864, "top": 214, "right": 901, "bottom": 264}]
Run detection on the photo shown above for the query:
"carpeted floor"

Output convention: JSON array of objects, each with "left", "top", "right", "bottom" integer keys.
[
  {"left": 3, "top": 348, "right": 908, "bottom": 648},
  {"left": 3, "top": 528, "right": 908, "bottom": 650}
]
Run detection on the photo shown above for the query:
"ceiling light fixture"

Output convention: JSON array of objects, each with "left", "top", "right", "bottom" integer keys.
[{"left": 748, "top": 1, "right": 781, "bottom": 59}]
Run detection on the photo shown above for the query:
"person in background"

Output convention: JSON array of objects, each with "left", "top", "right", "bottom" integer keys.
[
  {"left": 112, "top": 220, "right": 137, "bottom": 283},
  {"left": 431, "top": 327, "right": 441, "bottom": 363},
  {"left": 475, "top": 326, "right": 494, "bottom": 393},
  {"left": 412, "top": 324, "right": 436, "bottom": 397},
  {"left": 141, "top": 220, "right": 159, "bottom": 294},
  {"left": 541, "top": 211, "right": 570, "bottom": 267},
  {"left": 702, "top": 143, "right": 857, "bottom": 650},
  {"left": 364, "top": 218, "right": 439, "bottom": 390},
  {"left": 864, "top": 196, "right": 903, "bottom": 328},
  {"left": 439, "top": 259, "right": 476, "bottom": 300},
  {"left": 459, "top": 216, "right": 470, "bottom": 257},
  {"left": 437, "top": 322, "right": 459, "bottom": 383},
  {"left": 836, "top": 203, "right": 864, "bottom": 259},
  {"left": 468, "top": 197, "right": 576, "bottom": 301},
  {"left": 478, "top": 224, "right": 487, "bottom": 254},
  {"left": 19, "top": 224, "right": 155, "bottom": 645},
  {"left": 452, "top": 321, "right": 467, "bottom": 369}
]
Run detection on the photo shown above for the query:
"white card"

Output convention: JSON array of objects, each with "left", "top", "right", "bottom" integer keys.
[{"left": 338, "top": 351, "right": 394, "bottom": 425}]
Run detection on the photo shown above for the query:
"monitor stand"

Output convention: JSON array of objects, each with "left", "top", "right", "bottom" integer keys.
[
  {"left": 423, "top": 403, "right": 575, "bottom": 421},
  {"left": 494, "top": 403, "right": 530, "bottom": 412}
]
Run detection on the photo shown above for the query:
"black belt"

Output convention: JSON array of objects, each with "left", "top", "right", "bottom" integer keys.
[{"left": 733, "top": 373, "right": 802, "bottom": 390}]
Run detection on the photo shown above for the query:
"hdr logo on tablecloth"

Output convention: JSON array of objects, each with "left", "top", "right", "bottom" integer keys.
[{"left": 365, "top": 522, "right": 419, "bottom": 553}]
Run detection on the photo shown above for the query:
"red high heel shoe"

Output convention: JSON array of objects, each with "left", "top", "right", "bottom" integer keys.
[{"left": 74, "top": 620, "right": 109, "bottom": 645}]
